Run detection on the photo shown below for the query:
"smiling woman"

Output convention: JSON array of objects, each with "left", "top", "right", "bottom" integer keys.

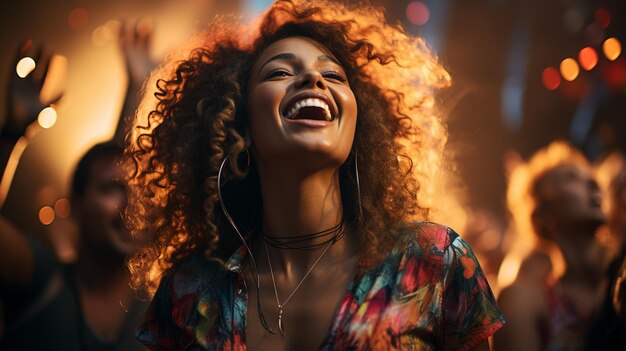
[{"left": 125, "top": 0, "right": 504, "bottom": 350}]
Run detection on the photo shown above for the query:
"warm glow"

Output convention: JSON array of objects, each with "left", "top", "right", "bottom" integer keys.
[
  {"left": 54, "top": 198, "right": 72, "bottom": 218},
  {"left": 136, "top": 17, "right": 154, "bottom": 37},
  {"left": 595, "top": 8, "right": 611, "bottom": 29},
  {"left": 578, "top": 47, "right": 598, "bottom": 71},
  {"left": 92, "top": 26, "right": 114, "bottom": 47},
  {"left": 39, "top": 206, "right": 55, "bottom": 225},
  {"left": 38, "top": 107, "right": 57, "bottom": 129},
  {"left": 603, "top": 37, "right": 622, "bottom": 61},
  {"left": 406, "top": 1, "right": 430, "bottom": 26},
  {"left": 560, "top": 58, "right": 580, "bottom": 81},
  {"left": 16, "top": 57, "right": 36, "bottom": 78},
  {"left": 68, "top": 7, "right": 89, "bottom": 30},
  {"left": 39, "top": 55, "right": 67, "bottom": 105},
  {"left": 541, "top": 67, "right": 561, "bottom": 90}
]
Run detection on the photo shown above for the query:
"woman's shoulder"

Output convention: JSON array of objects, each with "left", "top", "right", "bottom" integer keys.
[
  {"left": 397, "top": 221, "right": 462, "bottom": 254},
  {"left": 137, "top": 255, "right": 228, "bottom": 348},
  {"left": 158, "top": 254, "right": 229, "bottom": 299}
]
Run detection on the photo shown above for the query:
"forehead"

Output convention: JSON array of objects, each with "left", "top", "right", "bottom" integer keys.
[
  {"left": 535, "top": 163, "right": 588, "bottom": 196},
  {"left": 252, "top": 36, "right": 338, "bottom": 70}
]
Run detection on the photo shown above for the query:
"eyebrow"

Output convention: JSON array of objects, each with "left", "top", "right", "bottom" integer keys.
[{"left": 257, "top": 53, "right": 341, "bottom": 73}]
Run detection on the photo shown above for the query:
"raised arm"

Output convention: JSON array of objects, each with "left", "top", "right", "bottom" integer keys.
[
  {"left": 0, "top": 42, "right": 61, "bottom": 292},
  {"left": 113, "top": 21, "right": 157, "bottom": 145}
]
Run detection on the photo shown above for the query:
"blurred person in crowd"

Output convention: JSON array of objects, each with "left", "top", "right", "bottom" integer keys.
[
  {"left": 494, "top": 141, "right": 607, "bottom": 351},
  {"left": 0, "top": 23, "right": 156, "bottom": 350},
  {"left": 585, "top": 152, "right": 626, "bottom": 349}
]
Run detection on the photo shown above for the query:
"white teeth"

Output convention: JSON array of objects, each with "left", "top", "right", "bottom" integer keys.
[{"left": 285, "top": 98, "right": 333, "bottom": 121}]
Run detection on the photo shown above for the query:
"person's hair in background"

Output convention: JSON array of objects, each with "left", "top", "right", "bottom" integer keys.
[
  {"left": 125, "top": 0, "right": 452, "bottom": 297},
  {"left": 499, "top": 141, "right": 592, "bottom": 286},
  {"left": 495, "top": 140, "right": 606, "bottom": 351}
]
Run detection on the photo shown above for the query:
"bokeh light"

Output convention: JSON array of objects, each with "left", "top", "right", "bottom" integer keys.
[
  {"left": 54, "top": 198, "right": 72, "bottom": 218},
  {"left": 541, "top": 67, "right": 561, "bottom": 90},
  {"left": 16, "top": 57, "right": 36, "bottom": 78},
  {"left": 603, "top": 37, "right": 622, "bottom": 61},
  {"left": 595, "top": 8, "right": 611, "bottom": 29},
  {"left": 92, "top": 25, "right": 114, "bottom": 47},
  {"left": 560, "top": 58, "right": 580, "bottom": 81},
  {"left": 39, "top": 206, "right": 55, "bottom": 225},
  {"left": 38, "top": 107, "right": 57, "bottom": 129},
  {"left": 406, "top": 1, "right": 430, "bottom": 26},
  {"left": 578, "top": 47, "right": 598, "bottom": 71},
  {"left": 68, "top": 7, "right": 89, "bottom": 30},
  {"left": 136, "top": 17, "right": 154, "bottom": 37}
]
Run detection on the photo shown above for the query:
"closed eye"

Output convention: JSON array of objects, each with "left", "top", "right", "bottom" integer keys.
[
  {"left": 265, "top": 69, "right": 292, "bottom": 79},
  {"left": 323, "top": 71, "right": 347, "bottom": 82}
]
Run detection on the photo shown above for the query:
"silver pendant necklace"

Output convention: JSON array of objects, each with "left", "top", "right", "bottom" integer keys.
[{"left": 264, "top": 239, "right": 334, "bottom": 336}]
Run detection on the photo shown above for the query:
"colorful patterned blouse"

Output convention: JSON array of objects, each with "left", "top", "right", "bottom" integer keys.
[{"left": 137, "top": 222, "right": 505, "bottom": 350}]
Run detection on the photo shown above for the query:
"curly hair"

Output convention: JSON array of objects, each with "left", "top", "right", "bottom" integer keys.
[{"left": 125, "top": 0, "right": 451, "bottom": 297}]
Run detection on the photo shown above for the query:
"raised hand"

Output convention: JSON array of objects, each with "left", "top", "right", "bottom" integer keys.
[
  {"left": 119, "top": 19, "right": 157, "bottom": 88},
  {"left": 3, "top": 40, "right": 62, "bottom": 139},
  {"left": 113, "top": 20, "right": 159, "bottom": 145}
]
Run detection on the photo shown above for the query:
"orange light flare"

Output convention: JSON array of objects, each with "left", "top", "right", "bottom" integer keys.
[
  {"left": 578, "top": 47, "right": 598, "bottom": 71},
  {"left": 406, "top": 1, "right": 430, "bottom": 26},
  {"left": 39, "top": 206, "right": 55, "bottom": 225},
  {"left": 595, "top": 8, "right": 611, "bottom": 29},
  {"left": 541, "top": 67, "right": 561, "bottom": 91},
  {"left": 54, "top": 198, "right": 72, "bottom": 218},
  {"left": 560, "top": 58, "right": 580, "bottom": 81},
  {"left": 603, "top": 37, "right": 622, "bottom": 61}
]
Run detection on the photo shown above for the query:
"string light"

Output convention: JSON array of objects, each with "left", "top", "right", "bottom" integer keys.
[
  {"left": 578, "top": 47, "right": 598, "bottom": 71},
  {"left": 16, "top": 57, "right": 36, "bottom": 78},
  {"left": 560, "top": 58, "right": 580, "bottom": 81},
  {"left": 542, "top": 67, "right": 561, "bottom": 91},
  {"left": 603, "top": 37, "right": 622, "bottom": 61}
]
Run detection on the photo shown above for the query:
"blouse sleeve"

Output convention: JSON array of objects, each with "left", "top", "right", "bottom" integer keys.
[
  {"left": 441, "top": 228, "right": 505, "bottom": 351},
  {"left": 136, "top": 262, "right": 201, "bottom": 351}
]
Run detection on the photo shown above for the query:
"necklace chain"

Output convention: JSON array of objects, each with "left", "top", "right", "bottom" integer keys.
[
  {"left": 262, "top": 221, "right": 344, "bottom": 250},
  {"left": 264, "top": 238, "right": 335, "bottom": 336}
]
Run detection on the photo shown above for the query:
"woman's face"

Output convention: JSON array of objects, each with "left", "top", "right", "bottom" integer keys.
[
  {"left": 536, "top": 164, "right": 605, "bottom": 231},
  {"left": 247, "top": 36, "right": 357, "bottom": 171}
]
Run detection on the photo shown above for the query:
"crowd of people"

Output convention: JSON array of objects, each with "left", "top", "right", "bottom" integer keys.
[{"left": 0, "top": 0, "right": 624, "bottom": 350}]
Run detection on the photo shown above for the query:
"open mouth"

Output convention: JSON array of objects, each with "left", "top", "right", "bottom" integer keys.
[{"left": 283, "top": 98, "right": 334, "bottom": 121}]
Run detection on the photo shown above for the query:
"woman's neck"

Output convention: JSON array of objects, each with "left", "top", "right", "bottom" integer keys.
[{"left": 256, "top": 163, "right": 351, "bottom": 268}]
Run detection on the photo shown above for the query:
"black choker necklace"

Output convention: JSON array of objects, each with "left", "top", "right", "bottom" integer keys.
[{"left": 261, "top": 221, "right": 345, "bottom": 250}]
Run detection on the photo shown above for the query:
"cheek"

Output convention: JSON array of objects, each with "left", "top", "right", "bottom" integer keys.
[{"left": 248, "top": 85, "right": 284, "bottom": 143}]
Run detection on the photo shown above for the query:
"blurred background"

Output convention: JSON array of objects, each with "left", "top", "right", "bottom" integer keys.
[{"left": 0, "top": 0, "right": 624, "bottom": 289}]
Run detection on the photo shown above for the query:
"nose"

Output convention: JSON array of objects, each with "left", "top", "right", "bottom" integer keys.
[{"left": 294, "top": 69, "right": 327, "bottom": 90}]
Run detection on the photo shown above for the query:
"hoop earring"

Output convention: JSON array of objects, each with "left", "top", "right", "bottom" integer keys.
[
  {"left": 217, "top": 156, "right": 274, "bottom": 334},
  {"left": 354, "top": 150, "right": 364, "bottom": 219},
  {"left": 230, "top": 148, "right": 251, "bottom": 178}
]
